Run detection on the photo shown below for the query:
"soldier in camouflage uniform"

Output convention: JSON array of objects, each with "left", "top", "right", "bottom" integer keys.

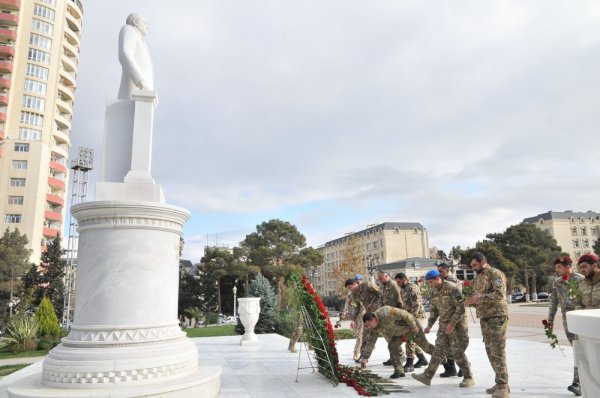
[
  {"left": 341, "top": 274, "right": 366, "bottom": 361},
  {"left": 361, "top": 306, "right": 434, "bottom": 379},
  {"left": 412, "top": 270, "right": 474, "bottom": 388},
  {"left": 436, "top": 262, "right": 462, "bottom": 377},
  {"left": 395, "top": 272, "right": 429, "bottom": 371},
  {"left": 464, "top": 252, "right": 510, "bottom": 398},
  {"left": 545, "top": 256, "right": 584, "bottom": 396},
  {"left": 376, "top": 271, "right": 404, "bottom": 367},
  {"left": 345, "top": 277, "right": 383, "bottom": 362},
  {"left": 574, "top": 253, "right": 600, "bottom": 310}
]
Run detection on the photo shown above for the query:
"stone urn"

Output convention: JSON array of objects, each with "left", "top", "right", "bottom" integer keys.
[
  {"left": 238, "top": 297, "right": 261, "bottom": 345},
  {"left": 567, "top": 309, "right": 600, "bottom": 397}
]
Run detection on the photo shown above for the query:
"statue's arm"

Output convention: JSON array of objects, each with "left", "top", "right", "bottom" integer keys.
[{"left": 119, "top": 27, "right": 145, "bottom": 89}]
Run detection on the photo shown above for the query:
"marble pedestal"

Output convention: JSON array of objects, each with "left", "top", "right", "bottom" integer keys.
[
  {"left": 8, "top": 201, "right": 220, "bottom": 397},
  {"left": 567, "top": 309, "right": 600, "bottom": 398}
]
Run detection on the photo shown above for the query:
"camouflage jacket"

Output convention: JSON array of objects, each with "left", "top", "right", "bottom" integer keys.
[
  {"left": 472, "top": 265, "right": 508, "bottom": 319},
  {"left": 343, "top": 292, "right": 366, "bottom": 320},
  {"left": 361, "top": 306, "right": 417, "bottom": 359},
  {"left": 400, "top": 282, "right": 426, "bottom": 319},
  {"left": 350, "top": 282, "right": 382, "bottom": 321},
  {"left": 380, "top": 279, "right": 403, "bottom": 309},
  {"left": 548, "top": 272, "right": 585, "bottom": 321},
  {"left": 427, "top": 281, "right": 466, "bottom": 328},
  {"left": 444, "top": 274, "right": 462, "bottom": 292},
  {"left": 575, "top": 271, "right": 600, "bottom": 310}
]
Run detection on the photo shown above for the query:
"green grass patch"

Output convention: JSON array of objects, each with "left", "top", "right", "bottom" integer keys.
[
  {"left": 0, "top": 350, "right": 48, "bottom": 360},
  {"left": 184, "top": 325, "right": 237, "bottom": 338},
  {"left": 0, "top": 364, "right": 29, "bottom": 377},
  {"left": 520, "top": 303, "right": 549, "bottom": 307},
  {"left": 334, "top": 329, "right": 356, "bottom": 340}
]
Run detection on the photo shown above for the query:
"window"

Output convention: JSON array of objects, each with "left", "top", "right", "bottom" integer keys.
[
  {"left": 4, "top": 214, "right": 21, "bottom": 223},
  {"left": 20, "top": 111, "right": 44, "bottom": 127},
  {"left": 32, "top": 19, "right": 54, "bottom": 36},
  {"left": 593, "top": 226, "right": 600, "bottom": 236},
  {"left": 24, "top": 79, "right": 47, "bottom": 95},
  {"left": 366, "top": 243, "right": 372, "bottom": 251},
  {"left": 11, "top": 160, "right": 27, "bottom": 170},
  {"left": 28, "top": 48, "right": 51, "bottom": 65},
  {"left": 22, "top": 95, "right": 45, "bottom": 111},
  {"left": 575, "top": 251, "right": 582, "bottom": 259},
  {"left": 33, "top": 5, "right": 55, "bottom": 20},
  {"left": 571, "top": 227, "right": 578, "bottom": 236},
  {"left": 9, "top": 178, "right": 26, "bottom": 187},
  {"left": 29, "top": 33, "right": 52, "bottom": 50},
  {"left": 39, "top": 0, "right": 56, "bottom": 5},
  {"left": 26, "top": 63, "right": 49, "bottom": 80},
  {"left": 373, "top": 241, "right": 378, "bottom": 249},
  {"left": 544, "top": 229, "right": 552, "bottom": 236},
  {"left": 583, "top": 239, "right": 589, "bottom": 248},
  {"left": 8, "top": 196, "right": 23, "bottom": 205},
  {"left": 18, "top": 127, "right": 42, "bottom": 141},
  {"left": 581, "top": 227, "right": 587, "bottom": 236},
  {"left": 573, "top": 240, "right": 580, "bottom": 248},
  {"left": 14, "top": 143, "right": 30, "bottom": 152}
]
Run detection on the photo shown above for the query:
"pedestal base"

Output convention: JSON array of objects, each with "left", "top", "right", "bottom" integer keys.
[
  {"left": 567, "top": 309, "right": 600, "bottom": 398},
  {"left": 8, "top": 365, "right": 221, "bottom": 398},
  {"left": 240, "top": 332, "right": 260, "bottom": 346}
]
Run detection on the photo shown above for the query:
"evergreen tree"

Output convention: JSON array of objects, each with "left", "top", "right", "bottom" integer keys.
[
  {"left": 0, "top": 228, "right": 32, "bottom": 321},
  {"left": 35, "top": 296, "right": 61, "bottom": 337},
  {"left": 38, "top": 236, "right": 66, "bottom": 319},
  {"left": 250, "top": 273, "right": 278, "bottom": 334}
]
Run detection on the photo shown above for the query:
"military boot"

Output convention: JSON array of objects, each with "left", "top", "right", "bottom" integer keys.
[
  {"left": 487, "top": 384, "right": 511, "bottom": 394},
  {"left": 403, "top": 358, "right": 414, "bottom": 373},
  {"left": 491, "top": 384, "right": 510, "bottom": 398},
  {"left": 439, "top": 360, "right": 458, "bottom": 377},
  {"left": 382, "top": 358, "right": 393, "bottom": 366},
  {"left": 414, "top": 353, "right": 428, "bottom": 368},
  {"left": 459, "top": 377, "right": 475, "bottom": 388},
  {"left": 411, "top": 372, "right": 431, "bottom": 386},
  {"left": 390, "top": 370, "right": 405, "bottom": 379},
  {"left": 567, "top": 383, "right": 582, "bottom": 396}
]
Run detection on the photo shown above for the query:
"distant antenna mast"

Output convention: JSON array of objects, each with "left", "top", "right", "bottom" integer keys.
[{"left": 62, "top": 147, "right": 94, "bottom": 328}]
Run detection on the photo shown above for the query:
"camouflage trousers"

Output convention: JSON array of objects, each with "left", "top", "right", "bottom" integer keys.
[
  {"left": 405, "top": 317, "right": 426, "bottom": 359},
  {"left": 562, "top": 315, "right": 579, "bottom": 384},
  {"left": 481, "top": 316, "right": 508, "bottom": 385},
  {"left": 385, "top": 326, "right": 433, "bottom": 373},
  {"left": 423, "top": 322, "right": 471, "bottom": 379},
  {"left": 354, "top": 317, "right": 364, "bottom": 360}
]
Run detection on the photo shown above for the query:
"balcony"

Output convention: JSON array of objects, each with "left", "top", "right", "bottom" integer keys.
[
  {"left": 65, "top": 12, "right": 82, "bottom": 34},
  {"left": 0, "top": 1, "right": 20, "bottom": 11},
  {"left": 0, "top": 130, "right": 4, "bottom": 140},
  {"left": 43, "top": 227, "right": 60, "bottom": 238},
  {"left": 57, "top": 82, "right": 74, "bottom": 101},
  {"left": 0, "top": 45, "right": 15, "bottom": 57},
  {"left": 0, "top": 78, "right": 10, "bottom": 89},
  {"left": 64, "top": 27, "right": 80, "bottom": 47},
  {"left": 53, "top": 129, "right": 70, "bottom": 145},
  {"left": 55, "top": 113, "right": 72, "bottom": 130},
  {"left": 59, "top": 69, "right": 76, "bottom": 88},
  {"left": 68, "top": 0, "right": 83, "bottom": 19},
  {"left": 63, "top": 40, "right": 79, "bottom": 59},
  {"left": 0, "top": 94, "right": 7, "bottom": 106},
  {"left": 56, "top": 97, "right": 73, "bottom": 115},
  {"left": 48, "top": 176, "right": 65, "bottom": 190},
  {"left": 50, "top": 161, "right": 67, "bottom": 174},
  {"left": 0, "top": 29, "right": 16, "bottom": 41},
  {"left": 0, "top": 60, "right": 12, "bottom": 73},
  {"left": 62, "top": 54, "right": 77, "bottom": 72},
  {"left": 51, "top": 145, "right": 68, "bottom": 159},
  {"left": 0, "top": 112, "right": 6, "bottom": 122},
  {"left": 0, "top": 13, "right": 18, "bottom": 26},
  {"left": 46, "top": 193, "right": 64, "bottom": 206},
  {"left": 44, "top": 210, "right": 62, "bottom": 222}
]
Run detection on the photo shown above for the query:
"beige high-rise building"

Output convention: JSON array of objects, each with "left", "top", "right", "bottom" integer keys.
[
  {"left": 523, "top": 210, "right": 600, "bottom": 260},
  {"left": 313, "top": 222, "right": 430, "bottom": 296},
  {"left": 0, "top": 0, "right": 83, "bottom": 262}
]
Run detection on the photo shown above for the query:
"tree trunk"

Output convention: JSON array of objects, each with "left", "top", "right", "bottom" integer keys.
[{"left": 217, "top": 278, "right": 222, "bottom": 314}]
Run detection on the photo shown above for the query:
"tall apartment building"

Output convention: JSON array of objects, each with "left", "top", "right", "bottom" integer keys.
[
  {"left": 0, "top": 0, "right": 83, "bottom": 262},
  {"left": 523, "top": 210, "right": 600, "bottom": 260},
  {"left": 313, "top": 222, "right": 430, "bottom": 296}
]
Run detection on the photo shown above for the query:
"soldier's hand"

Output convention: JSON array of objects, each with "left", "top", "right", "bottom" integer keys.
[
  {"left": 350, "top": 321, "right": 356, "bottom": 329},
  {"left": 361, "top": 359, "right": 368, "bottom": 369},
  {"left": 545, "top": 319, "right": 553, "bottom": 331},
  {"left": 424, "top": 326, "right": 431, "bottom": 334},
  {"left": 446, "top": 323, "right": 455, "bottom": 335},
  {"left": 340, "top": 311, "right": 347, "bottom": 319},
  {"left": 412, "top": 326, "right": 419, "bottom": 334}
]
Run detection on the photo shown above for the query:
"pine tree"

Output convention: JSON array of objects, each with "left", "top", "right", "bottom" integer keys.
[
  {"left": 250, "top": 273, "right": 278, "bottom": 334},
  {"left": 0, "top": 228, "right": 32, "bottom": 321},
  {"left": 35, "top": 296, "right": 61, "bottom": 337},
  {"left": 38, "top": 236, "right": 66, "bottom": 319}
]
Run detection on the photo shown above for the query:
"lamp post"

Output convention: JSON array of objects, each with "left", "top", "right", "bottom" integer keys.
[
  {"left": 366, "top": 255, "right": 377, "bottom": 283},
  {"left": 233, "top": 284, "right": 238, "bottom": 317}
]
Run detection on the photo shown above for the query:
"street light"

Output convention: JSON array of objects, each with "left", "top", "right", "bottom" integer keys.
[
  {"left": 366, "top": 255, "right": 377, "bottom": 283},
  {"left": 233, "top": 283, "right": 238, "bottom": 317}
]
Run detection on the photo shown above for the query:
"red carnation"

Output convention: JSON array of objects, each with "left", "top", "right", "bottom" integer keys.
[
  {"left": 542, "top": 319, "right": 548, "bottom": 326},
  {"left": 463, "top": 280, "right": 471, "bottom": 288},
  {"left": 562, "top": 274, "right": 569, "bottom": 282}
]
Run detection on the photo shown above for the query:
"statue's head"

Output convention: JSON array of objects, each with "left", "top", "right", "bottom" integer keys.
[{"left": 126, "top": 13, "right": 148, "bottom": 36}]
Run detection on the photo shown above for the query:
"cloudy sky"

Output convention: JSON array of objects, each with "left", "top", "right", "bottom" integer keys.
[{"left": 70, "top": 1, "right": 600, "bottom": 262}]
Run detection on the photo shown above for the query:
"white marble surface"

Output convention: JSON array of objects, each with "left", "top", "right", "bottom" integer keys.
[
  {"left": 238, "top": 298, "right": 261, "bottom": 346},
  {"left": 568, "top": 309, "right": 600, "bottom": 398}
]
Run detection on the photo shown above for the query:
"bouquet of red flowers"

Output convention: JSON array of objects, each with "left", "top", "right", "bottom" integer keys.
[
  {"left": 562, "top": 274, "right": 578, "bottom": 301},
  {"left": 462, "top": 280, "right": 474, "bottom": 300}
]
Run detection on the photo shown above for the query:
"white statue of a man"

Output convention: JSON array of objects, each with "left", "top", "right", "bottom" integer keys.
[{"left": 117, "top": 13, "right": 154, "bottom": 100}]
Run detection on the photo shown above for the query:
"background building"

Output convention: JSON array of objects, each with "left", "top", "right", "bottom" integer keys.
[
  {"left": 313, "top": 222, "right": 429, "bottom": 296},
  {"left": 0, "top": 0, "right": 83, "bottom": 262},
  {"left": 523, "top": 210, "right": 600, "bottom": 260}
]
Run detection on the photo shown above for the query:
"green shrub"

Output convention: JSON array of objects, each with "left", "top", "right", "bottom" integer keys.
[
  {"left": 204, "top": 312, "right": 219, "bottom": 325},
  {"left": 36, "top": 335, "right": 60, "bottom": 351},
  {"left": 274, "top": 310, "right": 297, "bottom": 338},
  {"left": 3, "top": 316, "right": 39, "bottom": 353},
  {"left": 250, "top": 274, "right": 278, "bottom": 334},
  {"left": 334, "top": 329, "right": 356, "bottom": 340},
  {"left": 35, "top": 297, "right": 61, "bottom": 337}
]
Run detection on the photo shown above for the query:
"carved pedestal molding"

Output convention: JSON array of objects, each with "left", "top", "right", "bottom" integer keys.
[
  {"left": 568, "top": 309, "right": 600, "bottom": 398},
  {"left": 238, "top": 297, "right": 261, "bottom": 346}
]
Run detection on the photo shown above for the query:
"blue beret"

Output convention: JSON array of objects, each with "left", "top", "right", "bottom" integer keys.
[
  {"left": 354, "top": 273, "right": 364, "bottom": 281},
  {"left": 425, "top": 270, "right": 440, "bottom": 281}
]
